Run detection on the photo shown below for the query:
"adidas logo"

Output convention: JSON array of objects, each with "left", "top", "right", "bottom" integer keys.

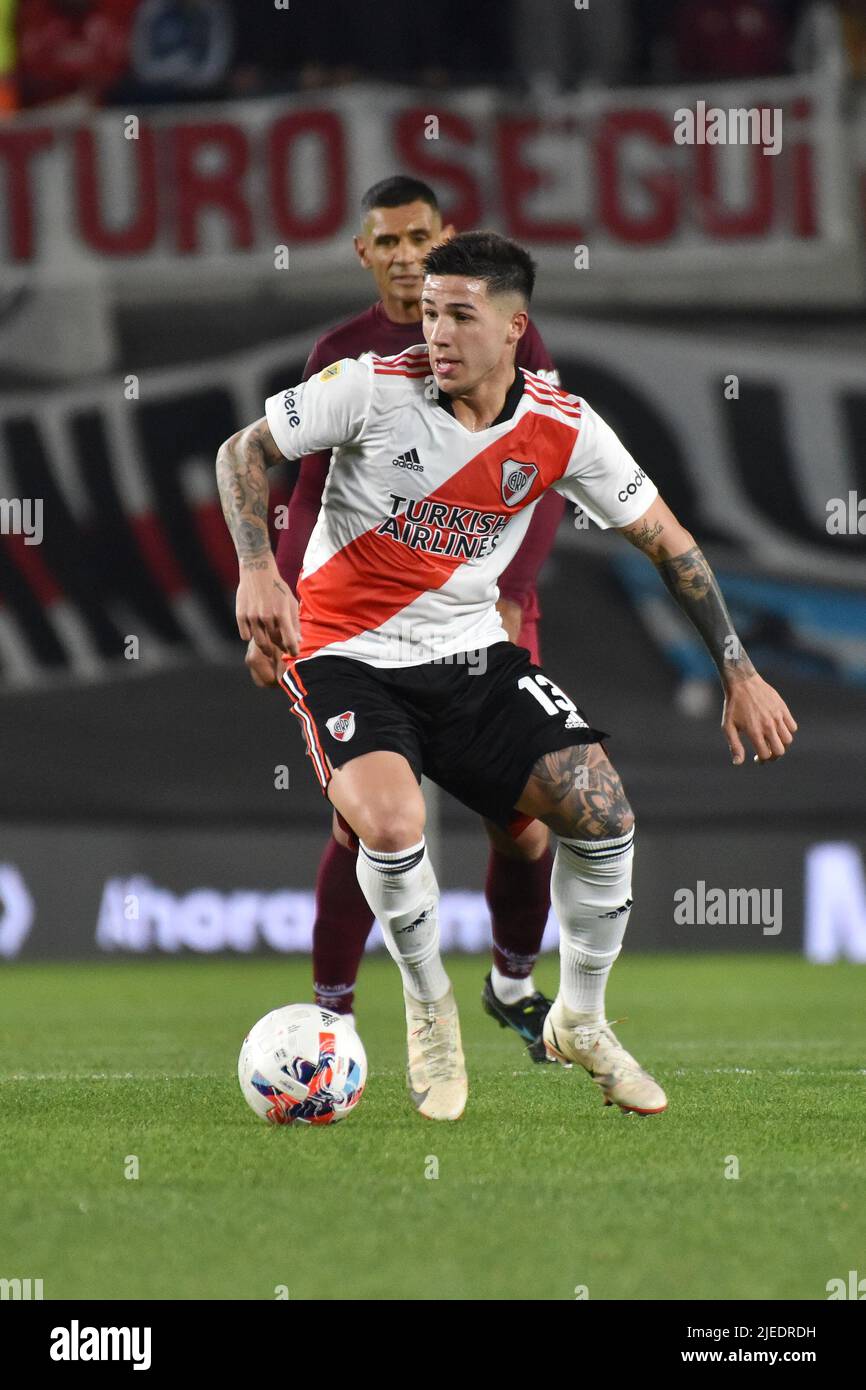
[
  {"left": 600, "top": 897, "right": 633, "bottom": 919},
  {"left": 392, "top": 447, "right": 423, "bottom": 471},
  {"left": 396, "top": 906, "right": 434, "bottom": 934},
  {"left": 565, "top": 711, "right": 587, "bottom": 729}
]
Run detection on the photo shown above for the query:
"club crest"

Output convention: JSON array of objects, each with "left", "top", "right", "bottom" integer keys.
[
  {"left": 326, "top": 711, "right": 356, "bottom": 742},
  {"left": 500, "top": 460, "right": 538, "bottom": 508}
]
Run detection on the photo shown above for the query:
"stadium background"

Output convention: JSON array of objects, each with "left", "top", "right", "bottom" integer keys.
[{"left": 1, "top": 0, "right": 865, "bottom": 967}]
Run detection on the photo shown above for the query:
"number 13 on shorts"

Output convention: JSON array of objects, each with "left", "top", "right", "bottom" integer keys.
[{"left": 518, "top": 673, "right": 585, "bottom": 722}]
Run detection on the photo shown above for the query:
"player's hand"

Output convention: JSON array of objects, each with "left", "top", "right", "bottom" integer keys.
[
  {"left": 235, "top": 555, "right": 300, "bottom": 658},
  {"left": 722, "top": 673, "right": 797, "bottom": 765},
  {"left": 245, "top": 637, "right": 283, "bottom": 687},
  {"left": 496, "top": 599, "right": 523, "bottom": 644}
]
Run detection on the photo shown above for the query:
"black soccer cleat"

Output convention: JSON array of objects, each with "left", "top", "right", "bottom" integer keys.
[{"left": 481, "top": 972, "right": 556, "bottom": 1063}]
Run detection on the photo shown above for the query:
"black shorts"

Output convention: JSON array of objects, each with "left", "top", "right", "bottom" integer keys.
[{"left": 281, "top": 642, "right": 607, "bottom": 831}]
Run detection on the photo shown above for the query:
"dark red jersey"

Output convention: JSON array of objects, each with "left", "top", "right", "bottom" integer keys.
[{"left": 274, "top": 302, "right": 564, "bottom": 623}]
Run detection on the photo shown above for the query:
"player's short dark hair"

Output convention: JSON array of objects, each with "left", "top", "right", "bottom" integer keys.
[
  {"left": 360, "top": 176, "right": 440, "bottom": 218},
  {"left": 422, "top": 231, "right": 536, "bottom": 303}
]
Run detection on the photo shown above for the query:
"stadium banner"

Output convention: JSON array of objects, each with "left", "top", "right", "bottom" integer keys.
[
  {"left": 2, "top": 823, "right": 865, "bottom": 962},
  {"left": 0, "top": 73, "right": 860, "bottom": 308},
  {"left": 0, "top": 332, "right": 309, "bottom": 686},
  {"left": 541, "top": 317, "right": 866, "bottom": 589},
  {"left": 1, "top": 316, "right": 865, "bottom": 689}
]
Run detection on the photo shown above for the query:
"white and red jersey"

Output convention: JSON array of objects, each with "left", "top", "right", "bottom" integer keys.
[{"left": 264, "top": 345, "right": 657, "bottom": 667}]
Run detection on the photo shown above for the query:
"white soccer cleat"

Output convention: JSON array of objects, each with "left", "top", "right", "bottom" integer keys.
[
  {"left": 543, "top": 998, "right": 667, "bottom": 1115},
  {"left": 404, "top": 985, "right": 468, "bottom": 1121}
]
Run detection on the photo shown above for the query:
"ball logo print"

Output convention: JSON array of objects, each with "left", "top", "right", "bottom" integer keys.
[
  {"left": 500, "top": 460, "right": 538, "bottom": 508},
  {"left": 326, "top": 710, "right": 356, "bottom": 742}
]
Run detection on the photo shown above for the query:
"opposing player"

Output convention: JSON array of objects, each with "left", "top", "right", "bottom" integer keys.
[
  {"left": 247, "top": 176, "right": 565, "bottom": 1059},
  {"left": 216, "top": 231, "right": 797, "bottom": 1122}
]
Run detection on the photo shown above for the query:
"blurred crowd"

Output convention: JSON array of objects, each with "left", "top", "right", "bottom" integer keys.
[{"left": 0, "top": 0, "right": 863, "bottom": 115}]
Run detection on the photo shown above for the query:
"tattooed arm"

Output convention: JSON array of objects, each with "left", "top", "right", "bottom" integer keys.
[
  {"left": 620, "top": 501, "right": 754, "bottom": 684},
  {"left": 216, "top": 417, "right": 300, "bottom": 658},
  {"left": 618, "top": 497, "right": 798, "bottom": 764},
  {"left": 216, "top": 416, "right": 285, "bottom": 561}
]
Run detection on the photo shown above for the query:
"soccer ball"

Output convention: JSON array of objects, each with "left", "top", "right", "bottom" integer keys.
[{"left": 238, "top": 1003, "right": 367, "bottom": 1126}]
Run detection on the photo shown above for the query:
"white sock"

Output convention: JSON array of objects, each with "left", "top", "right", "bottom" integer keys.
[
  {"left": 491, "top": 964, "right": 536, "bottom": 1005},
  {"left": 356, "top": 838, "right": 450, "bottom": 1004},
  {"left": 552, "top": 828, "right": 635, "bottom": 1019}
]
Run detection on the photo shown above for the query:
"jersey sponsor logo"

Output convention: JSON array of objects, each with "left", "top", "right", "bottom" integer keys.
[
  {"left": 375, "top": 493, "right": 509, "bottom": 560},
  {"left": 500, "top": 460, "right": 538, "bottom": 508},
  {"left": 392, "top": 447, "right": 423, "bottom": 471},
  {"left": 325, "top": 710, "right": 356, "bottom": 742},
  {"left": 318, "top": 362, "right": 343, "bottom": 382},
  {"left": 617, "top": 466, "right": 647, "bottom": 503},
  {"left": 281, "top": 388, "right": 301, "bottom": 426}
]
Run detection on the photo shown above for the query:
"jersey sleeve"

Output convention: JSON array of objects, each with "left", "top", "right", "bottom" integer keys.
[
  {"left": 552, "top": 400, "right": 657, "bottom": 530},
  {"left": 264, "top": 357, "right": 372, "bottom": 461}
]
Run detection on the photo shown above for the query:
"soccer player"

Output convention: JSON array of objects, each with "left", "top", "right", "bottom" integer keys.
[
  {"left": 246, "top": 175, "right": 565, "bottom": 1059},
  {"left": 216, "top": 231, "right": 797, "bottom": 1122}
]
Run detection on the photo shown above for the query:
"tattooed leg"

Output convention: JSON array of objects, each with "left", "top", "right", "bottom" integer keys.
[
  {"left": 516, "top": 742, "right": 634, "bottom": 841},
  {"left": 517, "top": 743, "right": 637, "bottom": 1026}
]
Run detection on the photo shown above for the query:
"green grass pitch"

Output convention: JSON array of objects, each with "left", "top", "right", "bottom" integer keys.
[{"left": 1, "top": 953, "right": 863, "bottom": 1301}]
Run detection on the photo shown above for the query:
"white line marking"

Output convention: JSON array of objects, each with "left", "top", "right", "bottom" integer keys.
[{"left": 0, "top": 1071, "right": 222, "bottom": 1082}]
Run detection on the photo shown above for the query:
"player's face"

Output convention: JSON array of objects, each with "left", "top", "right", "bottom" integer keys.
[
  {"left": 421, "top": 276, "right": 526, "bottom": 395},
  {"left": 354, "top": 202, "right": 448, "bottom": 308}
]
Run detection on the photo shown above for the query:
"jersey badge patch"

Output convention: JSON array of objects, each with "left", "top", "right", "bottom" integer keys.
[
  {"left": 500, "top": 461, "right": 538, "bottom": 508},
  {"left": 319, "top": 362, "right": 343, "bottom": 382},
  {"left": 326, "top": 710, "right": 356, "bottom": 742}
]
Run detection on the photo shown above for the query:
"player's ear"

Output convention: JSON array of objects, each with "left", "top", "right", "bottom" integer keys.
[
  {"left": 354, "top": 234, "right": 372, "bottom": 269},
  {"left": 508, "top": 307, "right": 529, "bottom": 343},
  {"left": 438, "top": 223, "right": 457, "bottom": 244}
]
